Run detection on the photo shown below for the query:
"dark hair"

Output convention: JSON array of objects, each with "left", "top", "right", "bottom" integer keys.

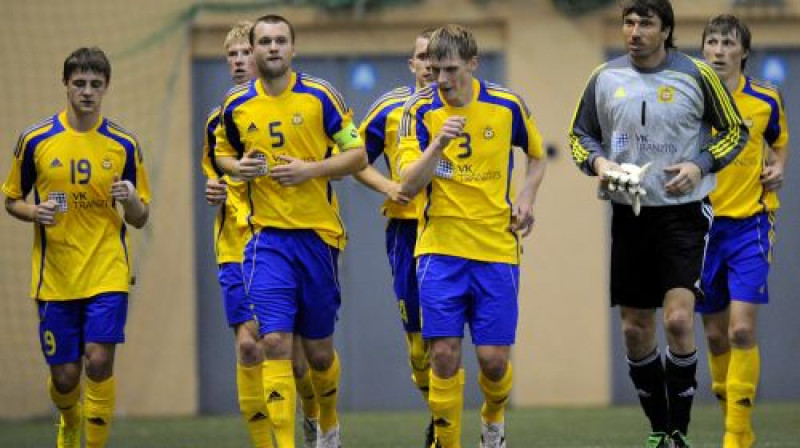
[
  {"left": 621, "top": 0, "right": 676, "bottom": 49},
  {"left": 249, "top": 14, "right": 295, "bottom": 46},
  {"left": 428, "top": 24, "right": 478, "bottom": 61},
  {"left": 63, "top": 47, "right": 111, "bottom": 83},
  {"left": 702, "top": 14, "right": 751, "bottom": 70}
]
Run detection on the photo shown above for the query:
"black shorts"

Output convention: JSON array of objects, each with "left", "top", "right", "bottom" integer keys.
[{"left": 610, "top": 200, "right": 712, "bottom": 309}]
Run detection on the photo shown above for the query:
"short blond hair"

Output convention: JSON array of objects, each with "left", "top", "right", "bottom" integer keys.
[{"left": 224, "top": 20, "right": 253, "bottom": 50}]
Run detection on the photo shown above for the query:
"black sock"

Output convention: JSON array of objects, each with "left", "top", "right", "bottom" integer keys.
[
  {"left": 628, "top": 348, "right": 669, "bottom": 433},
  {"left": 665, "top": 348, "right": 698, "bottom": 435}
]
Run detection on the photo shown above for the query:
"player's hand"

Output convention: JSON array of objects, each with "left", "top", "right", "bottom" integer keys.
[
  {"left": 594, "top": 157, "right": 622, "bottom": 191},
  {"left": 111, "top": 175, "right": 139, "bottom": 204},
  {"left": 35, "top": 200, "right": 58, "bottom": 226},
  {"left": 664, "top": 162, "right": 701, "bottom": 196},
  {"left": 509, "top": 202, "right": 535, "bottom": 237},
  {"left": 761, "top": 159, "right": 785, "bottom": 192},
  {"left": 269, "top": 155, "right": 313, "bottom": 186},
  {"left": 385, "top": 181, "right": 411, "bottom": 205},
  {"left": 434, "top": 116, "right": 467, "bottom": 150},
  {"left": 206, "top": 178, "right": 228, "bottom": 205},
  {"left": 238, "top": 151, "right": 268, "bottom": 181}
]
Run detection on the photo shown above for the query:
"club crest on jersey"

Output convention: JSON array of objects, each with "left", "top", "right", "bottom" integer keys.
[
  {"left": 483, "top": 126, "right": 495, "bottom": 140},
  {"left": 292, "top": 113, "right": 303, "bottom": 125},
  {"left": 50, "top": 158, "right": 63, "bottom": 168},
  {"left": 658, "top": 86, "right": 675, "bottom": 103},
  {"left": 101, "top": 155, "right": 114, "bottom": 170},
  {"left": 743, "top": 117, "right": 754, "bottom": 128},
  {"left": 247, "top": 122, "right": 259, "bottom": 133}
]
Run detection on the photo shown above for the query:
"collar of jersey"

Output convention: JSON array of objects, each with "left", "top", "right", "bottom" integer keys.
[
  {"left": 255, "top": 71, "right": 296, "bottom": 100},
  {"left": 59, "top": 110, "right": 103, "bottom": 134}
]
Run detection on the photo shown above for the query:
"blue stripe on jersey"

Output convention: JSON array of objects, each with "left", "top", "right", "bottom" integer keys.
[
  {"left": 206, "top": 110, "right": 223, "bottom": 177},
  {"left": 98, "top": 120, "right": 137, "bottom": 186},
  {"left": 416, "top": 103, "right": 433, "bottom": 152},
  {"left": 224, "top": 81, "right": 258, "bottom": 157},
  {"left": 478, "top": 82, "right": 528, "bottom": 150},
  {"left": 742, "top": 77, "right": 781, "bottom": 146},
  {"left": 505, "top": 148, "right": 519, "bottom": 263},
  {"left": 365, "top": 103, "right": 403, "bottom": 163},
  {"left": 120, "top": 223, "right": 129, "bottom": 268},
  {"left": 363, "top": 86, "right": 412, "bottom": 119},
  {"left": 294, "top": 76, "right": 344, "bottom": 140},
  {"left": 21, "top": 116, "right": 65, "bottom": 198},
  {"left": 15, "top": 117, "right": 54, "bottom": 158},
  {"left": 34, "top": 190, "right": 46, "bottom": 299}
]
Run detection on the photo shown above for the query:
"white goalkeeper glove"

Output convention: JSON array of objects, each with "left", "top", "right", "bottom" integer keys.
[{"left": 602, "top": 162, "right": 651, "bottom": 216}]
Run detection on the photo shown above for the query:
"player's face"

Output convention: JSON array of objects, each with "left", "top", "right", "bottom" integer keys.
[
  {"left": 65, "top": 70, "right": 107, "bottom": 116},
  {"left": 431, "top": 54, "right": 476, "bottom": 106},
  {"left": 227, "top": 41, "right": 254, "bottom": 85},
  {"left": 703, "top": 30, "right": 747, "bottom": 82},
  {"left": 409, "top": 37, "right": 432, "bottom": 88},
  {"left": 623, "top": 11, "right": 669, "bottom": 67},
  {"left": 252, "top": 21, "right": 294, "bottom": 80}
]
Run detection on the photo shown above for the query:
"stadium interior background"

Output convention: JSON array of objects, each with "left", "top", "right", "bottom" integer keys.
[{"left": 1, "top": 0, "right": 798, "bottom": 419}]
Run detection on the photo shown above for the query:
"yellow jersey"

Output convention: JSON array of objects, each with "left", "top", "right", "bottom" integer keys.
[
  {"left": 711, "top": 75, "right": 789, "bottom": 218},
  {"left": 360, "top": 86, "right": 425, "bottom": 220},
  {"left": 2, "top": 111, "right": 151, "bottom": 301},
  {"left": 398, "top": 78, "right": 544, "bottom": 264},
  {"left": 201, "top": 106, "right": 250, "bottom": 264},
  {"left": 214, "top": 72, "right": 363, "bottom": 250}
]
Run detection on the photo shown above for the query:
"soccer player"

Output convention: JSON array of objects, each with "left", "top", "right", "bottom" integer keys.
[
  {"left": 353, "top": 29, "right": 434, "bottom": 447},
  {"left": 569, "top": 1, "right": 748, "bottom": 447},
  {"left": 698, "top": 15, "right": 789, "bottom": 448},
  {"left": 214, "top": 14, "right": 367, "bottom": 448},
  {"left": 398, "top": 24, "right": 547, "bottom": 448},
  {"left": 2, "top": 47, "right": 150, "bottom": 448}
]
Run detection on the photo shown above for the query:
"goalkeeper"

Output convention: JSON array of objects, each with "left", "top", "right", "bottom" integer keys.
[{"left": 568, "top": 1, "right": 748, "bottom": 446}]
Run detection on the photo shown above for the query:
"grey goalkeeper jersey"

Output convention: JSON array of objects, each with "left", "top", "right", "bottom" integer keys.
[{"left": 570, "top": 51, "right": 748, "bottom": 206}]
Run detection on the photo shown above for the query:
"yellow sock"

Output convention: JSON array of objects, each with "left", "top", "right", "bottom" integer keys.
[
  {"left": 479, "top": 363, "right": 512, "bottom": 424},
  {"left": 237, "top": 363, "right": 274, "bottom": 448},
  {"left": 727, "top": 346, "right": 760, "bottom": 435},
  {"left": 429, "top": 369, "right": 465, "bottom": 448},
  {"left": 85, "top": 377, "right": 115, "bottom": 448},
  {"left": 708, "top": 350, "right": 731, "bottom": 418},
  {"left": 295, "top": 367, "right": 319, "bottom": 420},
  {"left": 49, "top": 377, "right": 82, "bottom": 427},
  {"left": 310, "top": 351, "right": 340, "bottom": 433},
  {"left": 263, "top": 360, "right": 296, "bottom": 448},
  {"left": 407, "top": 332, "right": 430, "bottom": 401}
]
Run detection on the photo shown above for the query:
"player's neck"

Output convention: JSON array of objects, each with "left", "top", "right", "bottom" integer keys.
[
  {"left": 260, "top": 71, "right": 291, "bottom": 96},
  {"left": 723, "top": 71, "right": 743, "bottom": 93},
  {"left": 66, "top": 107, "right": 101, "bottom": 132}
]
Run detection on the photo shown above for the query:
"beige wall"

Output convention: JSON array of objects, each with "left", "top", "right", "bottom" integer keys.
[{"left": 1, "top": 0, "right": 798, "bottom": 418}]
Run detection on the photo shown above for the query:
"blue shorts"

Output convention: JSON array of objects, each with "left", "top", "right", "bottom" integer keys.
[
  {"left": 243, "top": 228, "right": 341, "bottom": 339},
  {"left": 697, "top": 213, "right": 774, "bottom": 314},
  {"left": 417, "top": 254, "right": 519, "bottom": 345},
  {"left": 218, "top": 262, "right": 254, "bottom": 327},
  {"left": 386, "top": 219, "right": 421, "bottom": 333},
  {"left": 37, "top": 292, "right": 128, "bottom": 365}
]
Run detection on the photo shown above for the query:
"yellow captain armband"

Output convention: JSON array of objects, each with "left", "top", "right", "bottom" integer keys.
[{"left": 333, "top": 123, "right": 363, "bottom": 151}]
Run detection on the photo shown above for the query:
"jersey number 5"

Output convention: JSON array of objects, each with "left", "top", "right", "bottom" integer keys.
[{"left": 269, "top": 121, "right": 285, "bottom": 148}]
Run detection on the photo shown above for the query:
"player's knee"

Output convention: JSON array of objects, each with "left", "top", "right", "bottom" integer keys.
[
  {"left": 305, "top": 349, "right": 333, "bottom": 371},
  {"left": 478, "top": 357, "right": 508, "bottom": 382},
  {"left": 292, "top": 359, "right": 308, "bottom": 379},
  {"left": 621, "top": 321, "right": 649, "bottom": 348},
  {"left": 237, "top": 339, "right": 262, "bottom": 365},
  {"left": 51, "top": 368, "right": 81, "bottom": 393},
  {"left": 429, "top": 342, "right": 460, "bottom": 376},
  {"left": 262, "top": 333, "right": 292, "bottom": 359},
  {"left": 84, "top": 355, "right": 114, "bottom": 381},
  {"left": 729, "top": 324, "right": 756, "bottom": 348},
  {"left": 664, "top": 310, "right": 693, "bottom": 339}
]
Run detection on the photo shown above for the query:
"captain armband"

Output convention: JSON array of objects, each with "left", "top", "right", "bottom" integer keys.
[{"left": 333, "top": 123, "right": 364, "bottom": 151}]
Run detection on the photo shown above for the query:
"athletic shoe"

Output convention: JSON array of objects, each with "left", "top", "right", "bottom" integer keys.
[
  {"left": 56, "top": 405, "right": 82, "bottom": 448},
  {"left": 425, "top": 417, "right": 435, "bottom": 448},
  {"left": 670, "top": 430, "right": 692, "bottom": 448},
  {"left": 645, "top": 432, "right": 670, "bottom": 448},
  {"left": 318, "top": 424, "right": 341, "bottom": 448},
  {"left": 479, "top": 420, "right": 506, "bottom": 448},
  {"left": 723, "top": 430, "right": 755, "bottom": 448}
]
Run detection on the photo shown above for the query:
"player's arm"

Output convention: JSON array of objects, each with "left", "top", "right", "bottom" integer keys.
[
  {"left": 201, "top": 109, "right": 228, "bottom": 206},
  {"left": 761, "top": 88, "right": 790, "bottom": 192},
  {"left": 569, "top": 67, "right": 616, "bottom": 177},
  {"left": 111, "top": 174, "right": 148, "bottom": 228},
  {"left": 213, "top": 102, "right": 267, "bottom": 181},
  {"left": 354, "top": 165, "right": 410, "bottom": 205},
  {"left": 510, "top": 98, "right": 547, "bottom": 237},
  {"left": 693, "top": 60, "right": 748, "bottom": 175},
  {"left": 4, "top": 196, "right": 58, "bottom": 225},
  {"left": 400, "top": 115, "right": 465, "bottom": 196}
]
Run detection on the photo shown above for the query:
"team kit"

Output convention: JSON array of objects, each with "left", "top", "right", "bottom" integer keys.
[{"left": 2, "top": 1, "right": 788, "bottom": 447}]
